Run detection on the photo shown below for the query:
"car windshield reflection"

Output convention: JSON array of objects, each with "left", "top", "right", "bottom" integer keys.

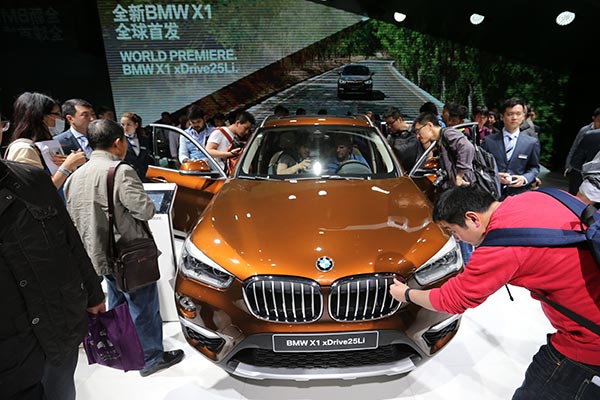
[{"left": 237, "top": 125, "right": 399, "bottom": 180}]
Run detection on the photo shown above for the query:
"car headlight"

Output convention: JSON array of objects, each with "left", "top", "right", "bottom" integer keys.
[
  {"left": 364, "top": 79, "right": 373, "bottom": 85},
  {"left": 414, "top": 236, "right": 463, "bottom": 286},
  {"left": 338, "top": 79, "right": 346, "bottom": 84},
  {"left": 179, "top": 239, "right": 235, "bottom": 289}
]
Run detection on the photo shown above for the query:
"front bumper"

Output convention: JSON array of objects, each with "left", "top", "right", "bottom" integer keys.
[{"left": 178, "top": 311, "right": 461, "bottom": 381}]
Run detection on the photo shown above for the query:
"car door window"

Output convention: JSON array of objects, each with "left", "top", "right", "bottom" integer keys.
[
  {"left": 147, "top": 124, "right": 227, "bottom": 235},
  {"left": 149, "top": 124, "right": 225, "bottom": 176}
]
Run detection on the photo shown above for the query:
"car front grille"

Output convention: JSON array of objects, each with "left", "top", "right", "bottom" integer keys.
[
  {"left": 231, "top": 344, "right": 416, "bottom": 369},
  {"left": 243, "top": 274, "right": 401, "bottom": 323},
  {"left": 329, "top": 275, "right": 401, "bottom": 321},
  {"left": 243, "top": 276, "right": 323, "bottom": 323}
]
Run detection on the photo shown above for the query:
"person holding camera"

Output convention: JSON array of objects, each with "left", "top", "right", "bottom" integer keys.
[
  {"left": 205, "top": 110, "right": 255, "bottom": 172},
  {"left": 413, "top": 111, "right": 476, "bottom": 263}
]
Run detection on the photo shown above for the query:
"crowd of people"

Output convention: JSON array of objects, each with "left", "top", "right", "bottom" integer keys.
[
  {"left": 0, "top": 90, "right": 598, "bottom": 400},
  {"left": 0, "top": 93, "right": 251, "bottom": 400}
]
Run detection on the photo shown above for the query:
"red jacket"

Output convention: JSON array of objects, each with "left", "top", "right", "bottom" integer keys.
[{"left": 430, "top": 191, "right": 600, "bottom": 365}]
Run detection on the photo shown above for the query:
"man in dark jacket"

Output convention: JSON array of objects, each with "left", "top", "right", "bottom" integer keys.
[
  {"left": 383, "top": 107, "right": 421, "bottom": 172},
  {"left": 0, "top": 160, "right": 105, "bottom": 400},
  {"left": 481, "top": 97, "right": 540, "bottom": 199}
]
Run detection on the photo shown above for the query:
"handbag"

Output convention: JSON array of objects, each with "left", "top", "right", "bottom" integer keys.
[
  {"left": 107, "top": 161, "right": 161, "bottom": 292},
  {"left": 83, "top": 303, "right": 146, "bottom": 371}
]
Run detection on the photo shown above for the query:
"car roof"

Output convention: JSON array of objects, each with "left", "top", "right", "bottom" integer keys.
[{"left": 260, "top": 115, "right": 374, "bottom": 128}]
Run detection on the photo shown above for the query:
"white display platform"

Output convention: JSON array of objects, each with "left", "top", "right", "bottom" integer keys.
[{"left": 144, "top": 182, "right": 179, "bottom": 322}]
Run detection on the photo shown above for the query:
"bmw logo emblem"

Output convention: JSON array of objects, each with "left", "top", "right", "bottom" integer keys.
[{"left": 316, "top": 256, "right": 334, "bottom": 272}]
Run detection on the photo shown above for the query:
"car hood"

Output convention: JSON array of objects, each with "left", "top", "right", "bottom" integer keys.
[{"left": 189, "top": 178, "right": 448, "bottom": 282}]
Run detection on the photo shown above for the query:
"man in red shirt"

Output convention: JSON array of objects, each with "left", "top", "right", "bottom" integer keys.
[{"left": 390, "top": 185, "right": 600, "bottom": 399}]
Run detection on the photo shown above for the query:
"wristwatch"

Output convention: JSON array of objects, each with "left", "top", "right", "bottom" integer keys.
[{"left": 404, "top": 288, "right": 413, "bottom": 304}]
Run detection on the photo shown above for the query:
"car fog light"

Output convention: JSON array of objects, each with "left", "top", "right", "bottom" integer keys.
[
  {"left": 179, "top": 295, "right": 197, "bottom": 312},
  {"left": 178, "top": 295, "right": 197, "bottom": 318}
]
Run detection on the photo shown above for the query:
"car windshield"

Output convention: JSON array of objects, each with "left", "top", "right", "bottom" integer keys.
[
  {"left": 238, "top": 125, "right": 399, "bottom": 180},
  {"left": 342, "top": 65, "right": 370, "bottom": 76}
]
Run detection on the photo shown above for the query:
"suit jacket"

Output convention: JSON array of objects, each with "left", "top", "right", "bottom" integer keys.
[
  {"left": 124, "top": 134, "right": 153, "bottom": 182},
  {"left": 568, "top": 129, "right": 600, "bottom": 172},
  {"left": 54, "top": 129, "right": 84, "bottom": 154},
  {"left": 481, "top": 131, "right": 540, "bottom": 196}
]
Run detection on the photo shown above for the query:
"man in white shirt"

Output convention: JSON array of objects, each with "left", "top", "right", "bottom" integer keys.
[{"left": 205, "top": 110, "right": 255, "bottom": 171}]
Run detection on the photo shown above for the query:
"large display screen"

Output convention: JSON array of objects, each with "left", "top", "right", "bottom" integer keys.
[
  {"left": 97, "top": 1, "right": 566, "bottom": 167},
  {"left": 96, "top": 0, "right": 363, "bottom": 123}
]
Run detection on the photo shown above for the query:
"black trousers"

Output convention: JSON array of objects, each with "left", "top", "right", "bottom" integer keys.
[{"left": 0, "top": 332, "right": 45, "bottom": 400}]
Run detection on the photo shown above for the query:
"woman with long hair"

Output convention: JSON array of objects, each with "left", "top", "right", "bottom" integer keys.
[{"left": 5, "top": 92, "right": 86, "bottom": 189}]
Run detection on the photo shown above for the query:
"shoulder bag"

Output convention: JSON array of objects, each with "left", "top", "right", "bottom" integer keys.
[{"left": 107, "top": 161, "right": 160, "bottom": 292}]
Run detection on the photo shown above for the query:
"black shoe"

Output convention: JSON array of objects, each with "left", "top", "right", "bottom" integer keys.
[{"left": 139, "top": 349, "right": 184, "bottom": 377}]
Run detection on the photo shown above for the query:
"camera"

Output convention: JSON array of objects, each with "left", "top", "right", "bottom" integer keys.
[{"left": 432, "top": 169, "right": 448, "bottom": 187}]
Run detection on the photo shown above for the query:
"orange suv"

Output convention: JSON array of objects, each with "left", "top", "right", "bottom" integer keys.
[{"left": 147, "top": 115, "right": 463, "bottom": 380}]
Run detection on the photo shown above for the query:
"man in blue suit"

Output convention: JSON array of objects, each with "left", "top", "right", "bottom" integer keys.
[
  {"left": 481, "top": 97, "right": 540, "bottom": 198},
  {"left": 54, "top": 99, "right": 96, "bottom": 158}
]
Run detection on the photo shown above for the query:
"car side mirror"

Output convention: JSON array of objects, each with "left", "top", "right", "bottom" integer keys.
[
  {"left": 179, "top": 159, "right": 221, "bottom": 177},
  {"left": 181, "top": 159, "right": 210, "bottom": 172}
]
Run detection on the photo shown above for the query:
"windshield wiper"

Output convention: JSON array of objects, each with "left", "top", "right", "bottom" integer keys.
[
  {"left": 238, "top": 175, "right": 270, "bottom": 180},
  {"left": 321, "top": 175, "right": 369, "bottom": 180}
]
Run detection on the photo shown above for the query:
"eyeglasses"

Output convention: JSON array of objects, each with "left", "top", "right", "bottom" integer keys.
[
  {"left": 386, "top": 118, "right": 397, "bottom": 127},
  {"left": 414, "top": 125, "right": 425, "bottom": 134},
  {"left": 504, "top": 112, "right": 524, "bottom": 118}
]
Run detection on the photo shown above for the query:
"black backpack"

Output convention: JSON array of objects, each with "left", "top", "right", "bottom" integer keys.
[{"left": 441, "top": 127, "right": 502, "bottom": 199}]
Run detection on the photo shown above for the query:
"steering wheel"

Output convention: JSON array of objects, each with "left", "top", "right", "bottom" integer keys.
[{"left": 335, "top": 160, "right": 371, "bottom": 174}]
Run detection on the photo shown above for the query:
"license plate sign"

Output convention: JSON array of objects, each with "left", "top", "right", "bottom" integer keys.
[{"left": 272, "top": 331, "right": 379, "bottom": 352}]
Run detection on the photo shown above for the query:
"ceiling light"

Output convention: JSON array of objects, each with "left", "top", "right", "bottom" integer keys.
[
  {"left": 556, "top": 11, "right": 575, "bottom": 26},
  {"left": 394, "top": 12, "right": 406, "bottom": 22},
  {"left": 470, "top": 13, "right": 485, "bottom": 25}
]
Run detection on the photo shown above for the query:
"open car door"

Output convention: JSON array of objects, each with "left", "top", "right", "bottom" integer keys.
[
  {"left": 409, "top": 141, "right": 442, "bottom": 202},
  {"left": 408, "top": 122, "right": 480, "bottom": 203},
  {"left": 146, "top": 123, "right": 227, "bottom": 236}
]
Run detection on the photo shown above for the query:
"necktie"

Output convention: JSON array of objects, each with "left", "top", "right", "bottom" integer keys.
[
  {"left": 505, "top": 135, "right": 516, "bottom": 161},
  {"left": 126, "top": 134, "right": 139, "bottom": 156},
  {"left": 78, "top": 136, "right": 92, "bottom": 157}
]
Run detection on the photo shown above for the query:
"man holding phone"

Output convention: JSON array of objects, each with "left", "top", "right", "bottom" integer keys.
[
  {"left": 481, "top": 97, "right": 540, "bottom": 198},
  {"left": 205, "top": 110, "right": 255, "bottom": 172}
]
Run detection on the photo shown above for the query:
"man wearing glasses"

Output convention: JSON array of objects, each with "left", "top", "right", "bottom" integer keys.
[
  {"left": 481, "top": 97, "right": 540, "bottom": 198},
  {"left": 383, "top": 107, "right": 420, "bottom": 172}
]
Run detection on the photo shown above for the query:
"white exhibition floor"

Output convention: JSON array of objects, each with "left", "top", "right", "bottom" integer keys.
[{"left": 74, "top": 285, "right": 553, "bottom": 400}]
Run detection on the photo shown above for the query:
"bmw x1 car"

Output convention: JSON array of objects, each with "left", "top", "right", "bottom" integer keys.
[
  {"left": 337, "top": 64, "right": 374, "bottom": 98},
  {"left": 146, "top": 115, "right": 463, "bottom": 381}
]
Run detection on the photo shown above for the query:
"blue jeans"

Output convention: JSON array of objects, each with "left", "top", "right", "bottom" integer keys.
[
  {"left": 104, "top": 275, "right": 164, "bottom": 369},
  {"left": 459, "top": 241, "right": 473, "bottom": 265},
  {"left": 513, "top": 336, "right": 600, "bottom": 400}
]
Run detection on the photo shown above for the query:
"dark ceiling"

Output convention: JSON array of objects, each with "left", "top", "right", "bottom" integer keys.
[{"left": 313, "top": 0, "right": 600, "bottom": 72}]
